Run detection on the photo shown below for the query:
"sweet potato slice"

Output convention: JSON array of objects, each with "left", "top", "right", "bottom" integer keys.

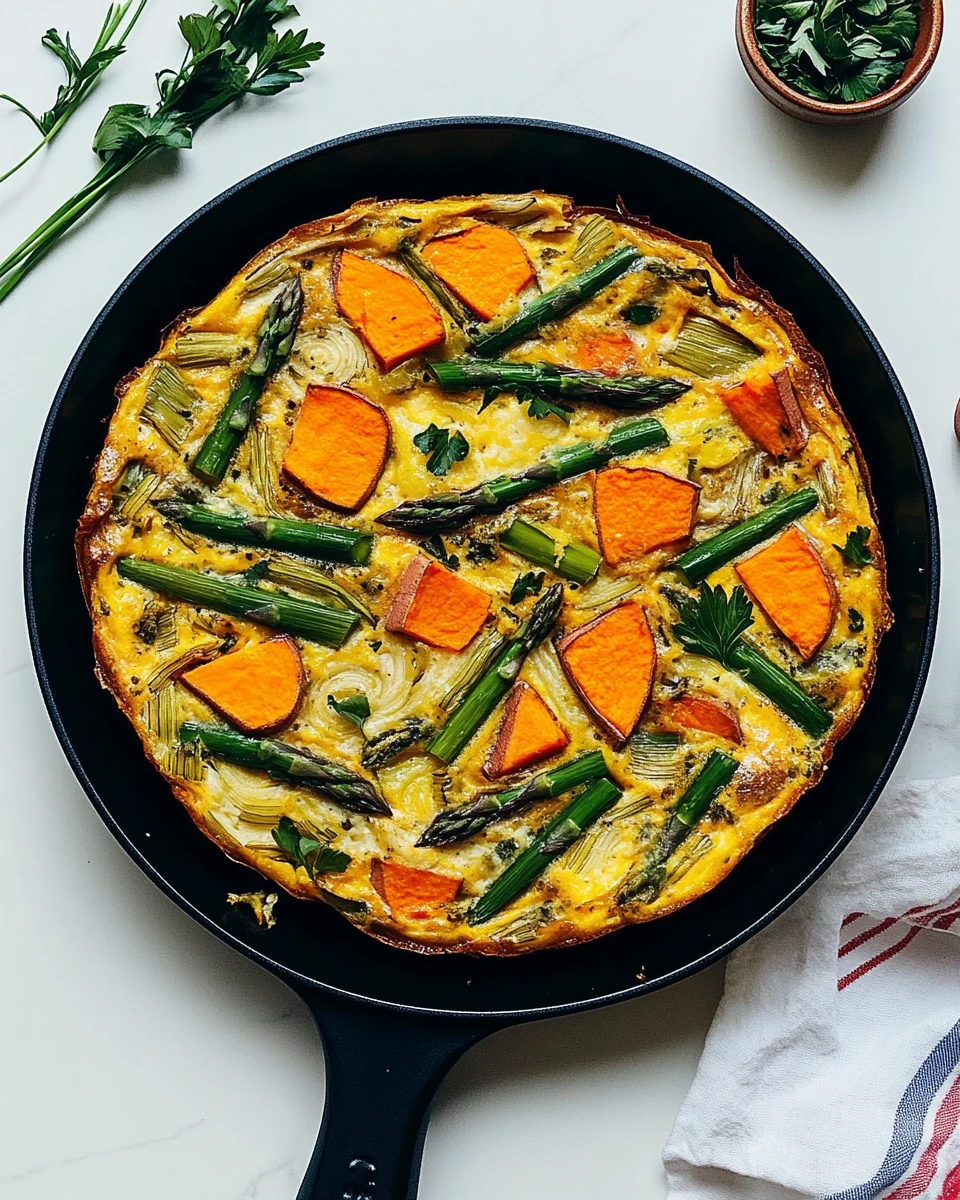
[
  {"left": 371, "top": 860, "right": 462, "bottom": 917},
  {"left": 735, "top": 526, "right": 837, "bottom": 659},
  {"left": 283, "top": 384, "right": 390, "bottom": 512},
  {"left": 662, "top": 693, "right": 743, "bottom": 744},
  {"left": 385, "top": 556, "right": 491, "bottom": 651},
  {"left": 180, "top": 637, "right": 305, "bottom": 734},
  {"left": 574, "top": 330, "right": 639, "bottom": 376},
  {"left": 594, "top": 465, "right": 700, "bottom": 565},
  {"left": 484, "top": 681, "right": 570, "bottom": 779},
  {"left": 557, "top": 600, "right": 656, "bottom": 742},
  {"left": 421, "top": 224, "right": 534, "bottom": 321},
  {"left": 334, "top": 251, "right": 445, "bottom": 370},
  {"left": 722, "top": 370, "right": 806, "bottom": 458}
]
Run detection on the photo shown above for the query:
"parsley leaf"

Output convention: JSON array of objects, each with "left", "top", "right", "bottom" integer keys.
[
  {"left": 0, "top": 1, "right": 147, "bottom": 184},
  {"left": 674, "top": 583, "right": 755, "bottom": 665},
  {"left": 423, "top": 534, "right": 460, "bottom": 571},
  {"left": 271, "top": 816, "right": 350, "bottom": 881},
  {"left": 526, "top": 394, "right": 573, "bottom": 423},
  {"left": 754, "top": 0, "right": 918, "bottom": 103},
  {"left": 510, "top": 571, "right": 545, "bottom": 604},
  {"left": 413, "top": 423, "right": 470, "bottom": 476},
  {"left": 848, "top": 607, "right": 865, "bottom": 633},
  {"left": 835, "top": 526, "right": 874, "bottom": 567},
  {"left": 327, "top": 693, "right": 370, "bottom": 732}
]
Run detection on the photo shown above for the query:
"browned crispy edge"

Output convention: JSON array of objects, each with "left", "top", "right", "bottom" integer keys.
[{"left": 75, "top": 192, "right": 893, "bottom": 958}]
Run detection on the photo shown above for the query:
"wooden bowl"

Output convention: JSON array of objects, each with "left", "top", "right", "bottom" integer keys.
[{"left": 736, "top": 0, "right": 943, "bottom": 126}]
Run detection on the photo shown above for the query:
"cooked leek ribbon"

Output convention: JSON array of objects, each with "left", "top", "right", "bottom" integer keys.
[
  {"left": 664, "top": 315, "right": 761, "bottom": 377},
  {"left": 174, "top": 332, "right": 247, "bottom": 367},
  {"left": 142, "top": 363, "right": 198, "bottom": 449},
  {"left": 243, "top": 257, "right": 294, "bottom": 297}
]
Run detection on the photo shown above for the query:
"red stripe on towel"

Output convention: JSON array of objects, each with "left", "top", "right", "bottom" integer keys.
[
  {"left": 887, "top": 1070, "right": 960, "bottom": 1198},
  {"left": 838, "top": 925, "right": 923, "bottom": 992}
]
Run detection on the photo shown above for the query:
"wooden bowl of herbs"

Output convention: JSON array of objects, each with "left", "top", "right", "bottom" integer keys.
[{"left": 737, "top": 0, "right": 943, "bottom": 126}]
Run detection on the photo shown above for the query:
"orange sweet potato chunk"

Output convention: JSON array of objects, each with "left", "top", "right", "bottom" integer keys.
[
  {"left": 371, "top": 860, "right": 462, "bottom": 917},
  {"left": 180, "top": 637, "right": 305, "bottom": 734},
  {"left": 574, "top": 331, "right": 639, "bottom": 376},
  {"left": 595, "top": 466, "right": 700, "bottom": 565},
  {"left": 735, "top": 526, "right": 837, "bottom": 659},
  {"left": 722, "top": 370, "right": 807, "bottom": 458},
  {"left": 334, "top": 250, "right": 445, "bottom": 370},
  {"left": 385, "top": 556, "right": 491, "bottom": 651},
  {"left": 662, "top": 693, "right": 743, "bottom": 744},
  {"left": 484, "top": 681, "right": 570, "bottom": 779},
  {"left": 557, "top": 600, "right": 656, "bottom": 742},
  {"left": 283, "top": 384, "right": 390, "bottom": 512},
  {"left": 422, "top": 224, "right": 534, "bottom": 321}
]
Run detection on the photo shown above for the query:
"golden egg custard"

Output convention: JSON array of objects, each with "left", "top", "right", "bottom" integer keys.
[{"left": 77, "top": 192, "right": 891, "bottom": 954}]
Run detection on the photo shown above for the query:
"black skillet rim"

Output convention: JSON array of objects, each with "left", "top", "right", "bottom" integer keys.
[{"left": 23, "top": 116, "right": 940, "bottom": 1022}]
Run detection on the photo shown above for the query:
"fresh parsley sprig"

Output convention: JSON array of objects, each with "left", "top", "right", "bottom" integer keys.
[
  {"left": 0, "top": 0, "right": 324, "bottom": 304},
  {"left": 271, "top": 815, "right": 350, "bottom": 882},
  {"left": 327, "top": 692, "right": 371, "bottom": 733},
  {"left": 754, "top": 0, "right": 920, "bottom": 104},
  {"left": 673, "top": 583, "right": 832, "bottom": 738},
  {"left": 835, "top": 526, "right": 874, "bottom": 568},
  {"left": 0, "top": 1, "right": 148, "bottom": 186},
  {"left": 509, "top": 571, "right": 545, "bottom": 605},
  {"left": 413, "top": 423, "right": 470, "bottom": 477}
]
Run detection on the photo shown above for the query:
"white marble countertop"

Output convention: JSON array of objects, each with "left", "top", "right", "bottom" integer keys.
[{"left": 1, "top": 1, "right": 957, "bottom": 1196}]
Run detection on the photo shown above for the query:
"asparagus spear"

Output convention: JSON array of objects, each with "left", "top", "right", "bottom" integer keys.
[
  {"left": 427, "top": 584, "right": 563, "bottom": 764},
  {"left": 673, "top": 583, "right": 832, "bottom": 737},
  {"left": 179, "top": 722, "right": 390, "bottom": 816},
  {"left": 618, "top": 750, "right": 737, "bottom": 905},
  {"left": 418, "top": 750, "right": 608, "bottom": 846},
  {"left": 501, "top": 518, "right": 600, "bottom": 585},
  {"left": 676, "top": 487, "right": 819, "bottom": 585},
  {"left": 154, "top": 499, "right": 373, "bottom": 565},
  {"left": 473, "top": 246, "right": 642, "bottom": 357},
  {"left": 468, "top": 776, "right": 623, "bottom": 925},
  {"left": 117, "top": 557, "right": 358, "bottom": 646},
  {"left": 191, "top": 276, "right": 303, "bottom": 485},
  {"left": 378, "top": 418, "right": 668, "bottom": 534},
  {"left": 428, "top": 359, "right": 690, "bottom": 411}
]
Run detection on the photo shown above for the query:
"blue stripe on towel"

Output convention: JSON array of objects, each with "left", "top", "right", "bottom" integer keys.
[{"left": 822, "top": 1019, "right": 960, "bottom": 1199}]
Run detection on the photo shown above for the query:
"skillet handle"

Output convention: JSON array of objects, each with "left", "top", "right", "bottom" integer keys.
[{"left": 296, "top": 989, "right": 492, "bottom": 1200}]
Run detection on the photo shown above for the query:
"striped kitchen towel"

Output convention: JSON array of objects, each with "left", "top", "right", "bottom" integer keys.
[{"left": 664, "top": 774, "right": 960, "bottom": 1200}]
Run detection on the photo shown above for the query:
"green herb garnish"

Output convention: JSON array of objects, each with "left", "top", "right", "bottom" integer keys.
[
  {"left": 754, "top": 0, "right": 920, "bottom": 104},
  {"left": 625, "top": 303, "right": 660, "bottom": 326},
  {"left": 848, "top": 607, "right": 865, "bottom": 633},
  {"left": 413, "top": 423, "right": 470, "bottom": 476},
  {"left": 673, "top": 583, "right": 832, "bottom": 738},
  {"left": 0, "top": 1, "right": 324, "bottom": 305},
  {"left": 271, "top": 816, "right": 350, "bottom": 881},
  {"left": 423, "top": 534, "right": 460, "bottom": 571},
  {"left": 509, "top": 570, "right": 545, "bottom": 605},
  {"left": 835, "top": 526, "right": 874, "bottom": 567},
  {"left": 0, "top": 1, "right": 148, "bottom": 186},
  {"left": 327, "top": 693, "right": 370, "bottom": 733}
]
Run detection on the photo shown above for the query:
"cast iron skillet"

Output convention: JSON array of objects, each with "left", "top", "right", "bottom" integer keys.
[{"left": 24, "top": 118, "right": 938, "bottom": 1199}]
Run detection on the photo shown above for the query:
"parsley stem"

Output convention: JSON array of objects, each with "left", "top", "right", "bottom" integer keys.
[{"left": 727, "top": 641, "right": 832, "bottom": 739}]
